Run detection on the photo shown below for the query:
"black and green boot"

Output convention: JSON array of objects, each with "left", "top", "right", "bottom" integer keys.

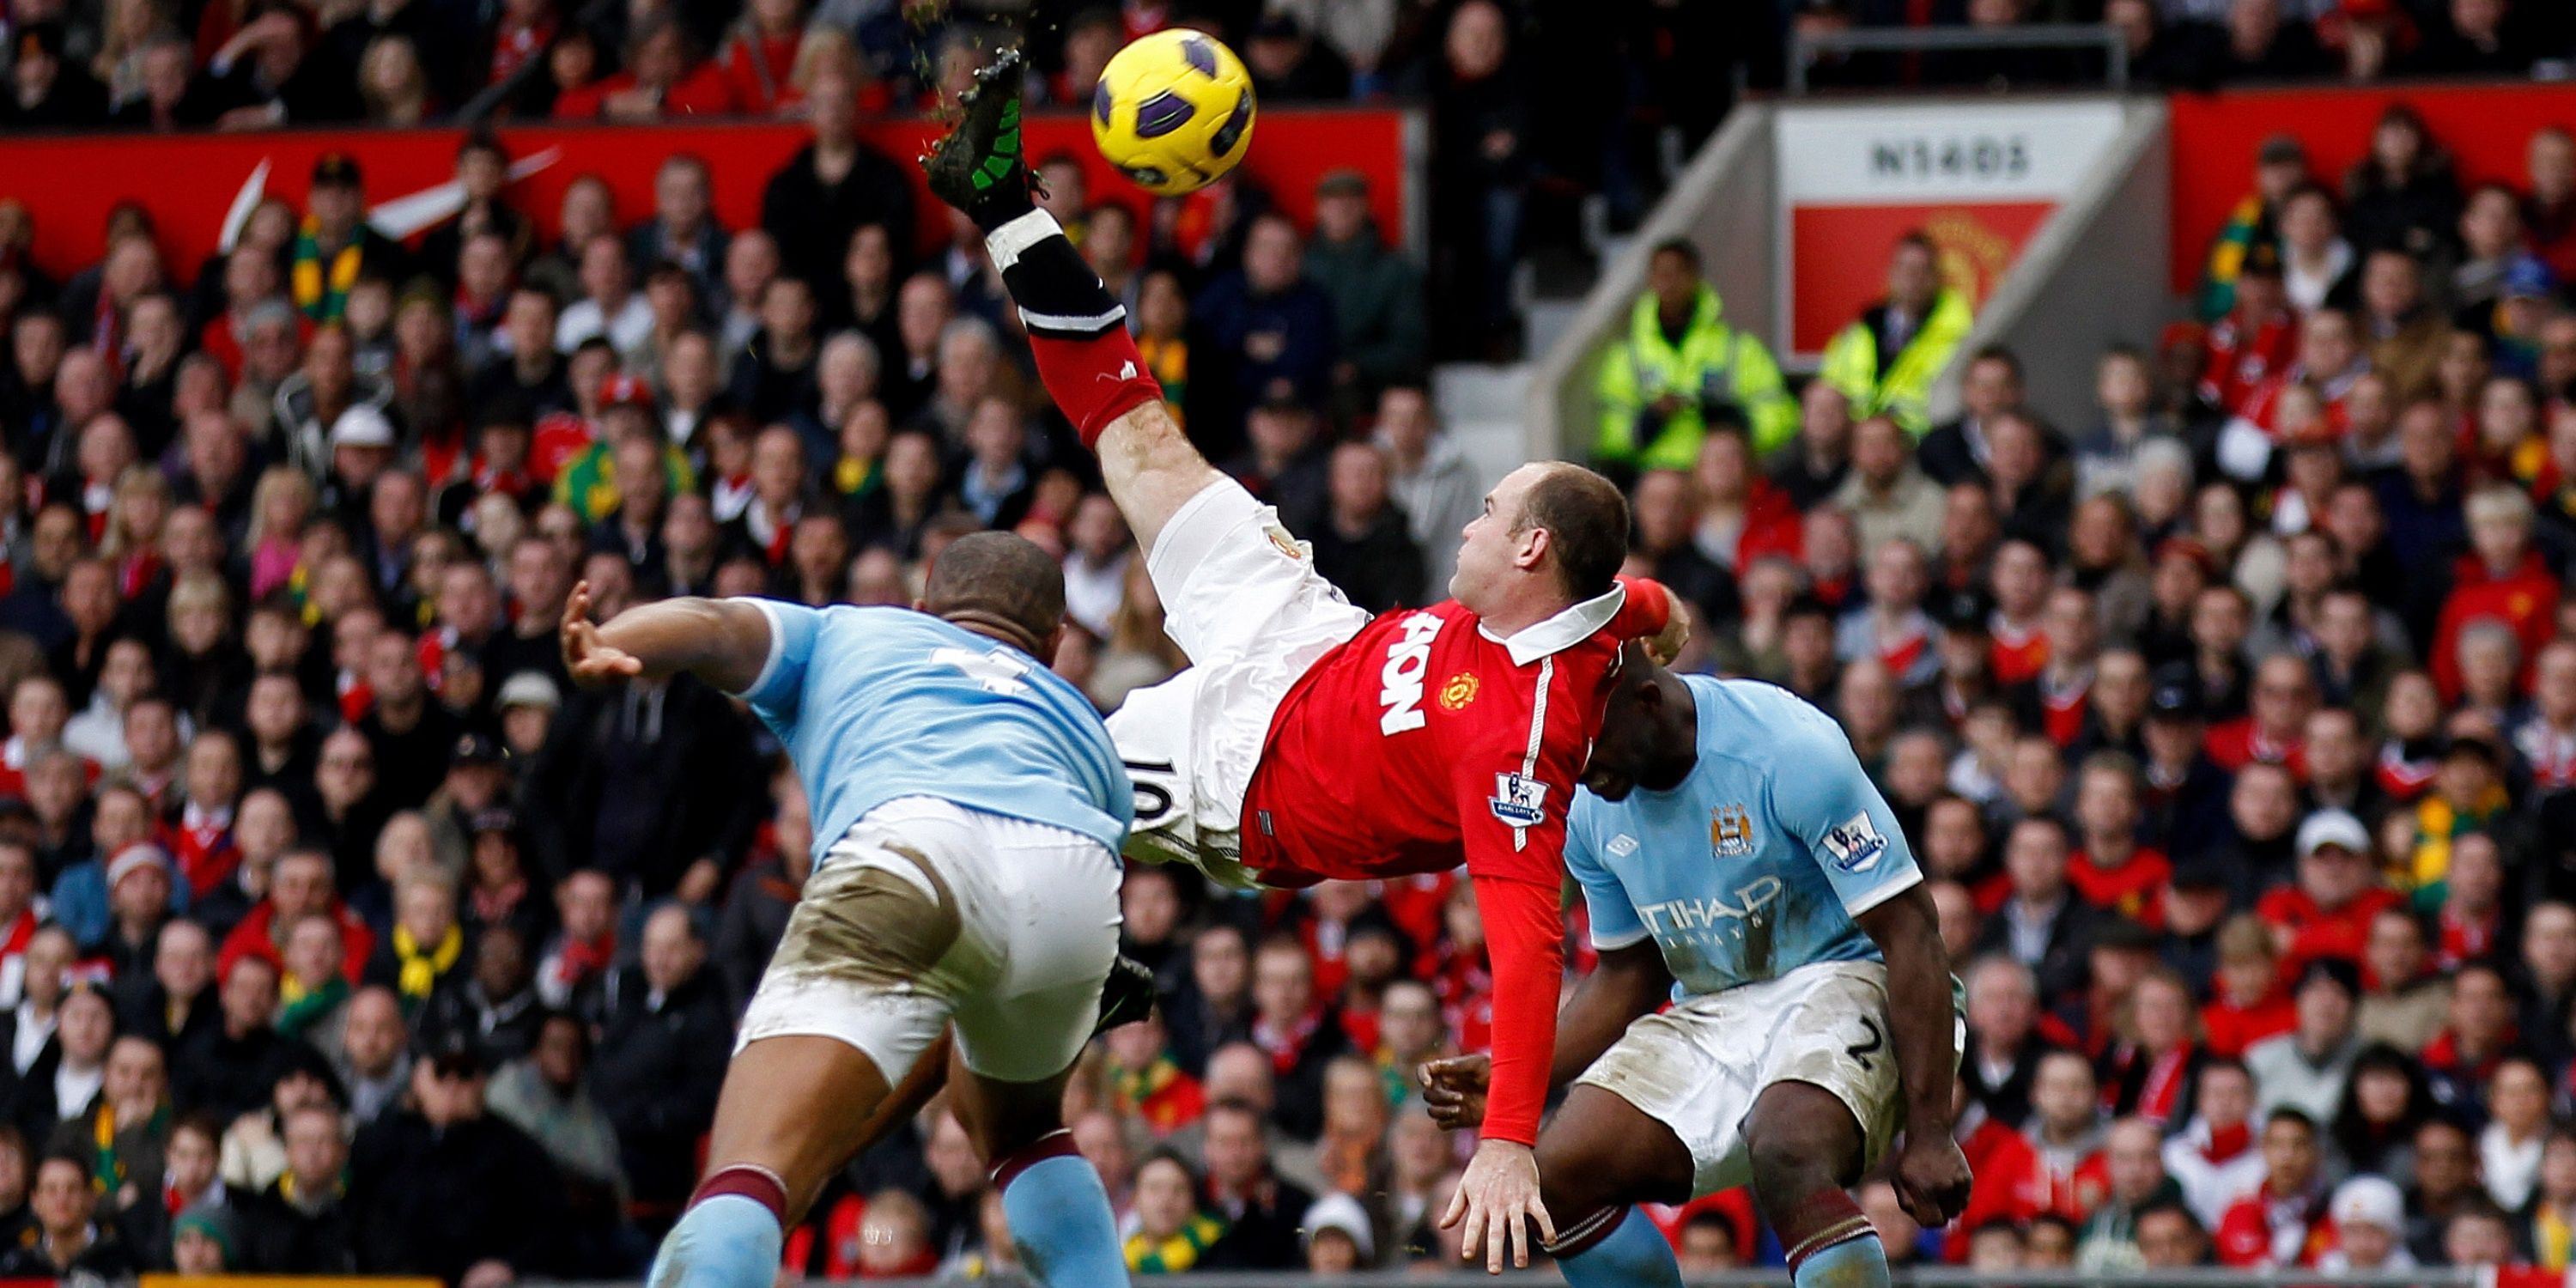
[{"left": 921, "top": 47, "right": 1036, "bottom": 233}]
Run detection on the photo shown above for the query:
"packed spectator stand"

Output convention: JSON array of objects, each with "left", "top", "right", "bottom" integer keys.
[{"left": 0, "top": 0, "right": 2573, "bottom": 1282}]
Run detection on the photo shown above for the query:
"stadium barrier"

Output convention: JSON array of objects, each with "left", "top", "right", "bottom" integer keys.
[
  {"left": 1787, "top": 24, "right": 2133, "bottom": 94},
  {"left": 543, "top": 1270, "right": 2489, "bottom": 1287},
  {"left": 0, "top": 106, "right": 1425, "bottom": 285}
]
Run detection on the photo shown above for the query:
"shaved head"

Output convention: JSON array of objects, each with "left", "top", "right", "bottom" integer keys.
[{"left": 923, "top": 532, "right": 1068, "bottom": 657}]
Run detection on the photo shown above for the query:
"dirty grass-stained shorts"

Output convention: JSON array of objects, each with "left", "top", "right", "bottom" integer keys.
[
  {"left": 737, "top": 795, "right": 1122, "bottom": 1084},
  {"left": 1573, "top": 960, "right": 1964, "bottom": 1198}
]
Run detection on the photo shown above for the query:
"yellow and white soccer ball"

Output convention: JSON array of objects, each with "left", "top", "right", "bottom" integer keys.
[{"left": 1091, "top": 28, "right": 1257, "bottom": 196}]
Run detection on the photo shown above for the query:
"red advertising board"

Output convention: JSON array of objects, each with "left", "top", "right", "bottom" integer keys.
[
  {"left": 0, "top": 106, "right": 1417, "bottom": 283},
  {"left": 2166, "top": 82, "right": 2573, "bottom": 295}
]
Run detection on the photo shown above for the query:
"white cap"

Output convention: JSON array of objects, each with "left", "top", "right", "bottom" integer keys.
[
  {"left": 495, "top": 671, "right": 562, "bottom": 712},
  {"left": 106, "top": 843, "right": 172, "bottom": 890},
  {"left": 2297, "top": 809, "right": 2372, "bottom": 860},
  {"left": 329, "top": 404, "right": 397, "bottom": 450},
  {"left": 2331, "top": 1176, "right": 2403, "bottom": 1232},
  {"left": 1301, "top": 1192, "right": 1374, "bottom": 1261}
]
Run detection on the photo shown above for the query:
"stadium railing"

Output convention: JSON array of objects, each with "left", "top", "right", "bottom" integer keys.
[
  {"left": 1786, "top": 24, "right": 2133, "bottom": 94},
  {"left": 548, "top": 1271, "right": 2484, "bottom": 1286}
]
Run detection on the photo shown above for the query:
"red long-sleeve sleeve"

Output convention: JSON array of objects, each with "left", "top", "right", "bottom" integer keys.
[{"left": 1468, "top": 871, "right": 1565, "bottom": 1146}]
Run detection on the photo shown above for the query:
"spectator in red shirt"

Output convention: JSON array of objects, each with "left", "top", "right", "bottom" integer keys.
[
  {"left": 1986, "top": 538, "right": 2051, "bottom": 685},
  {"left": 2205, "top": 653, "right": 2312, "bottom": 776},
  {"left": 556, "top": 16, "right": 734, "bottom": 122},
  {"left": 2163, "top": 1057, "right": 2265, "bottom": 1230},
  {"left": 2100, "top": 969, "right": 2205, "bottom": 1127},
  {"left": 2215, "top": 1108, "right": 2331, "bottom": 1267},
  {"left": 2029, "top": 1049, "right": 2112, "bottom": 1220},
  {"left": 2202, "top": 914, "right": 2297, "bottom": 1058},
  {"left": 2257, "top": 809, "right": 2401, "bottom": 972},
  {"left": 215, "top": 848, "right": 374, "bottom": 986},
  {"left": 1247, "top": 934, "right": 1346, "bottom": 1142},
  {"left": 2069, "top": 751, "right": 2170, "bottom": 928},
  {"left": 2431, "top": 485, "right": 2561, "bottom": 702}
]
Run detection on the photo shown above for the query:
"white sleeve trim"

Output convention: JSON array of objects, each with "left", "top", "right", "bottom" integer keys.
[
  {"left": 730, "top": 598, "right": 791, "bottom": 700},
  {"left": 1589, "top": 927, "right": 1651, "bottom": 951},
  {"left": 1838, "top": 866, "right": 1924, "bottom": 920}
]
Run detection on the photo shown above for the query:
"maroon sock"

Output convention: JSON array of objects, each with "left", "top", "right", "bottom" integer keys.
[
  {"left": 988, "top": 1128, "right": 1080, "bottom": 1192},
  {"left": 1777, "top": 1188, "right": 1874, "bottom": 1276},
  {"left": 691, "top": 1164, "right": 788, "bottom": 1221}
]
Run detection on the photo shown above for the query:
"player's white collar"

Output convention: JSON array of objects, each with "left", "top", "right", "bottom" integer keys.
[{"left": 1480, "top": 582, "right": 1626, "bottom": 667}]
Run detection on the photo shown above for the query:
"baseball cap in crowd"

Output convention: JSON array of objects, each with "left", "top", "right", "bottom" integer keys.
[
  {"left": 1301, "top": 1192, "right": 1374, "bottom": 1262},
  {"left": 496, "top": 671, "right": 562, "bottom": 712},
  {"left": 2169, "top": 854, "right": 2233, "bottom": 893},
  {"left": 1931, "top": 587, "right": 1992, "bottom": 635},
  {"left": 2295, "top": 808, "right": 2371, "bottom": 860},
  {"left": 2331, "top": 1176, "right": 2404, "bottom": 1233},
  {"left": 452, "top": 732, "right": 505, "bottom": 766},
  {"left": 2503, "top": 257, "right": 2557, "bottom": 301},
  {"left": 329, "top": 404, "right": 397, "bottom": 451},
  {"left": 173, "top": 1202, "right": 238, "bottom": 1265},
  {"left": 2092, "top": 918, "right": 2157, "bottom": 956},
  {"left": 2257, "top": 133, "right": 2307, "bottom": 169},
  {"left": 2147, "top": 665, "right": 2202, "bottom": 720},
  {"left": 598, "top": 373, "right": 655, "bottom": 412},
  {"left": 106, "top": 842, "right": 171, "bottom": 891},
  {"left": 311, "top": 152, "right": 364, "bottom": 188}
]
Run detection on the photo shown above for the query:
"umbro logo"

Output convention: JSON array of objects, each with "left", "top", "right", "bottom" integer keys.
[{"left": 1607, "top": 834, "right": 1638, "bottom": 858}]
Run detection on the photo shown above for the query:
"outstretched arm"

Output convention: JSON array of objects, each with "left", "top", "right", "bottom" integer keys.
[
  {"left": 1420, "top": 940, "right": 1672, "bottom": 1130},
  {"left": 560, "top": 582, "right": 774, "bottom": 696},
  {"left": 1856, "top": 884, "right": 1971, "bottom": 1227}
]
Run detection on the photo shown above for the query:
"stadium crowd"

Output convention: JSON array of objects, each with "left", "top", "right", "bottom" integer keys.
[{"left": 0, "top": 0, "right": 2567, "bottom": 1285}]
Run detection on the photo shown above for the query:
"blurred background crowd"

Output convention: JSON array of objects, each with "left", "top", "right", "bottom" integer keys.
[{"left": 0, "top": 0, "right": 2570, "bottom": 1284}]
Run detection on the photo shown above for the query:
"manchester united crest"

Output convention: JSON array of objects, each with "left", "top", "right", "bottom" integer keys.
[
  {"left": 1710, "top": 804, "right": 1754, "bottom": 857},
  {"left": 1438, "top": 671, "right": 1479, "bottom": 711}
]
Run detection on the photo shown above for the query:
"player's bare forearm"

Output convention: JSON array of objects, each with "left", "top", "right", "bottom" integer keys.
[
  {"left": 1856, "top": 884, "right": 1956, "bottom": 1138},
  {"left": 586, "top": 596, "right": 773, "bottom": 694},
  {"left": 1551, "top": 940, "right": 1673, "bottom": 1087}
]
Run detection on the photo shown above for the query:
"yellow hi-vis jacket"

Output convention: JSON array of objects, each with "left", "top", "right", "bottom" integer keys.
[
  {"left": 1819, "top": 288, "right": 1975, "bottom": 438},
  {"left": 1595, "top": 286, "right": 1796, "bottom": 468}
]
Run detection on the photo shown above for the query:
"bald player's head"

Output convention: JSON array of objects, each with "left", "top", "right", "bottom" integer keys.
[{"left": 921, "top": 531, "right": 1068, "bottom": 660}]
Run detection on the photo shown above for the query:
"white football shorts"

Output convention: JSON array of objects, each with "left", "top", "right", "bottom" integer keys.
[
  {"left": 1573, "top": 959, "right": 1964, "bottom": 1197},
  {"left": 1107, "top": 477, "right": 1370, "bottom": 889},
  {"left": 736, "top": 796, "right": 1121, "bottom": 1085}
]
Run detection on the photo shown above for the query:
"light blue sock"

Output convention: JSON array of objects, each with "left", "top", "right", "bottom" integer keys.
[
  {"left": 1000, "top": 1153, "right": 1129, "bottom": 1287},
  {"left": 647, "top": 1194, "right": 783, "bottom": 1288},
  {"left": 1557, "top": 1207, "right": 1684, "bottom": 1288},
  {"left": 1792, "top": 1231, "right": 1890, "bottom": 1288}
]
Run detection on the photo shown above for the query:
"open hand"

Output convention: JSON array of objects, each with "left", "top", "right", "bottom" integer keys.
[
  {"left": 560, "top": 580, "right": 641, "bottom": 686},
  {"left": 1440, "top": 1138, "right": 1552, "bottom": 1273}
]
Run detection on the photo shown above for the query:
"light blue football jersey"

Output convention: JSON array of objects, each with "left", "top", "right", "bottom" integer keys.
[
  {"left": 1566, "top": 675, "right": 1923, "bottom": 999},
  {"left": 738, "top": 601, "right": 1133, "bottom": 864}
]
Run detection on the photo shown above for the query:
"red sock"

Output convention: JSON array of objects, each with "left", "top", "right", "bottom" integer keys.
[{"left": 1029, "top": 329, "right": 1164, "bottom": 450}]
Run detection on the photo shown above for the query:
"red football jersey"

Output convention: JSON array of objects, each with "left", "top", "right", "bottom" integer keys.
[{"left": 1239, "top": 576, "right": 1671, "bottom": 1144}]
